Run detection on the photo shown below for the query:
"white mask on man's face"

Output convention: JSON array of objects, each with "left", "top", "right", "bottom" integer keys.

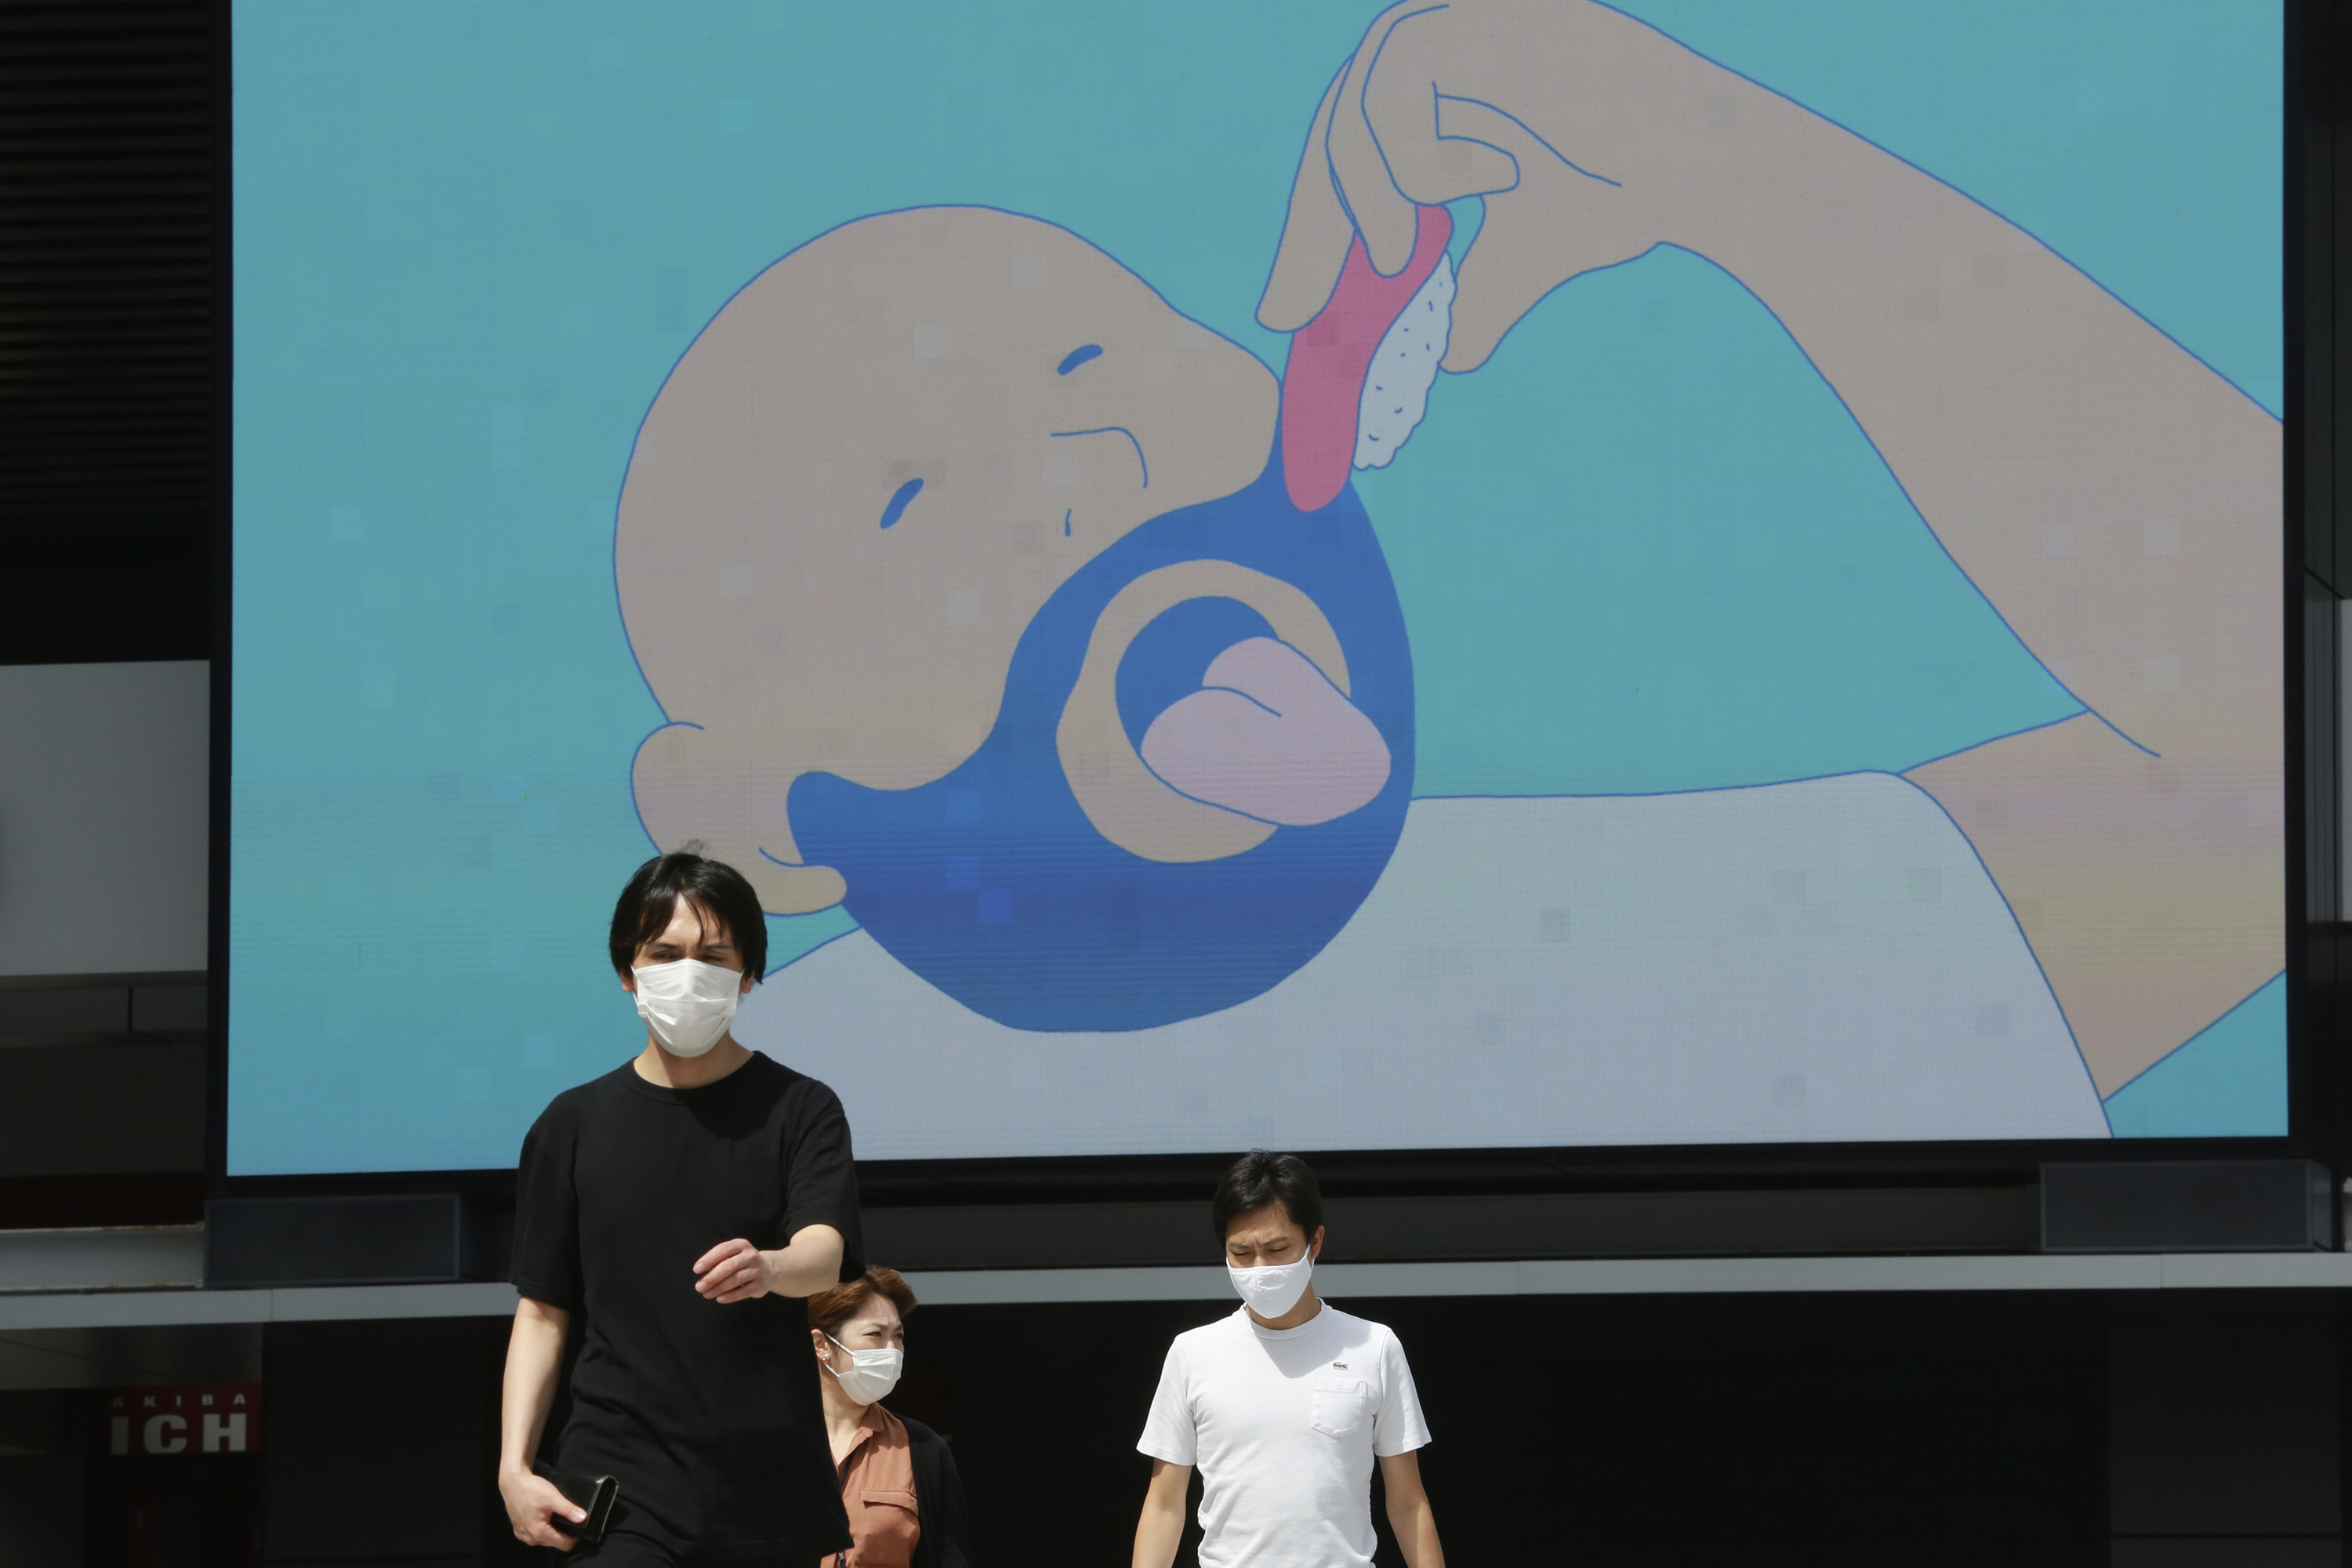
[
  {"left": 1229, "top": 1252, "right": 1314, "bottom": 1319},
  {"left": 630, "top": 958, "right": 742, "bottom": 1058}
]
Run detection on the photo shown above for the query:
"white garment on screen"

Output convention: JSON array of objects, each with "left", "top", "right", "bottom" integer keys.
[
  {"left": 1137, "top": 1304, "right": 1430, "bottom": 1568},
  {"left": 736, "top": 781, "right": 2112, "bottom": 1159}
]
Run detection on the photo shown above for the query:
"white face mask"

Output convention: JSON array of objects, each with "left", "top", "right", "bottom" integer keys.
[
  {"left": 824, "top": 1336, "right": 904, "bottom": 1406},
  {"left": 1229, "top": 1252, "right": 1314, "bottom": 1319},
  {"left": 630, "top": 958, "right": 743, "bottom": 1058}
]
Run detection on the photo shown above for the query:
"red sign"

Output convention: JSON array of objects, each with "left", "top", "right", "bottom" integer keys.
[{"left": 104, "top": 1385, "right": 263, "bottom": 1456}]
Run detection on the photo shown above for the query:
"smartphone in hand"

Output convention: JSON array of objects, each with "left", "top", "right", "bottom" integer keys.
[{"left": 533, "top": 1461, "right": 619, "bottom": 1546}]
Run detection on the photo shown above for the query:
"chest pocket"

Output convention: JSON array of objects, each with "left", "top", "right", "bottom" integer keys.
[
  {"left": 1309, "top": 1375, "right": 1374, "bottom": 1439},
  {"left": 847, "top": 1486, "right": 921, "bottom": 1568}
]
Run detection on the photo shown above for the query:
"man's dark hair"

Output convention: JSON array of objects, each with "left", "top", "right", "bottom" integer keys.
[
  {"left": 1211, "top": 1150, "right": 1324, "bottom": 1241},
  {"left": 608, "top": 850, "right": 768, "bottom": 982}
]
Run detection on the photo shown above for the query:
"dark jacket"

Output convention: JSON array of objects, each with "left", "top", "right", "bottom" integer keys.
[{"left": 906, "top": 1417, "right": 973, "bottom": 1568}]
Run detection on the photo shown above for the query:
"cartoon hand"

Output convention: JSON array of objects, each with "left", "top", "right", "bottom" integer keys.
[
  {"left": 631, "top": 721, "right": 849, "bottom": 916},
  {"left": 1260, "top": 0, "right": 1722, "bottom": 371},
  {"left": 1139, "top": 637, "right": 1390, "bottom": 826}
]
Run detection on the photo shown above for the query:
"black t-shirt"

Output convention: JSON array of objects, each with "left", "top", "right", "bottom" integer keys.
[{"left": 511, "top": 1052, "right": 865, "bottom": 1561}]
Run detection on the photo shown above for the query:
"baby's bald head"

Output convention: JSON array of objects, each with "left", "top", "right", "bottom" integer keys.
[{"left": 617, "top": 208, "right": 1277, "bottom": 913}]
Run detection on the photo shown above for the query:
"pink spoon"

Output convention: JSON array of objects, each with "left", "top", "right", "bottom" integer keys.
[{"left": 1278, "top": 205, "right": 1453, "bottom": 514}]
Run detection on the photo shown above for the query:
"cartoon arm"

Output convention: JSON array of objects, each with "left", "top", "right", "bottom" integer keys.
[{"left": 1264, "top": 0, "right": 2281, "bottom": 1094}]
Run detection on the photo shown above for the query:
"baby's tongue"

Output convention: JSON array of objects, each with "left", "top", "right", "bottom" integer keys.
[{"left": 1279, "top": 205, "right": 1453, "bottom": 513}]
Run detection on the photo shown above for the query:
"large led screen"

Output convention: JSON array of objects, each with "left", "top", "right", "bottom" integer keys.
[{"left": 230, "top": 1, "right": 2286, "bottom": 1174}]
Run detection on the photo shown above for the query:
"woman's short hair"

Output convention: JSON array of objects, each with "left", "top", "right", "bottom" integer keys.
[
  {"left": 1210, "top": 1149, "right": 1324, "bottom": 1241},
  {"left": 807, "top": 1266, "right": 919, "bottom": 1338},
  {"left": 608, "top": 849, "right": 768, "bottom": 982}
]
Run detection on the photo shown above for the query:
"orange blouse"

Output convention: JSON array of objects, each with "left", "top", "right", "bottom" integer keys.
[{"left": 833, "top": 1403, "right": 921, "bottom": 1568}]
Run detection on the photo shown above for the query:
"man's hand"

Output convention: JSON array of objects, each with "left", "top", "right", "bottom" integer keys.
[
  {"left": 1380, "top": 1449, "right": 1446, "bottom": 1568},
  {"left": 1260, "top": 0, "right": 1729, "bottom": 371},
  {"left": 1131, "top": 1457, "right": 1192, "bottom": 1568},
  {"left": 694, "top": 1224, "right": 846, "bottom": 1302},
  {"left": 692, "top": 1237, "right": 774, "bottom": 1302},
  {"left": 499, "top": 1465, "right": 588, "bottom": 1551},
  {"left": 499, "top": 1298, "right": 575, "bottom": 1548}
]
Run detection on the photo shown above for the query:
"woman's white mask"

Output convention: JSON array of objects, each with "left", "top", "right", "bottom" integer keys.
[
  {"left": 825, "top": 1336, "right": 904, "bottom": 1406},
  {"left": 631, "top": 958, "right": 742, "bottom": 1058}
]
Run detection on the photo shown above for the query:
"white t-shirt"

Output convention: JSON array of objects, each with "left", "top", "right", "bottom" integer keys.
[{"left": 1137, "top": 1302, "right": 1432, "bottom": 1568}]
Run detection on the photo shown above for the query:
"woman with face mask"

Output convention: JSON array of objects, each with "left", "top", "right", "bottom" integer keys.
[{"left": 807, "top": 1267, "right": 974, "bottom": 1568}]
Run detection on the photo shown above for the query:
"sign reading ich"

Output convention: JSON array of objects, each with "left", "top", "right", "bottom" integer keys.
[{"left": 105, "top": 1385, "right": 263, "bottom": 1456}]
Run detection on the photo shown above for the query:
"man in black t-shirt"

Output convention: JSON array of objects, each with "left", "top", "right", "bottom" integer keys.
[{"left": 499, "top": 851, "right": 866, "bottom": 1566}]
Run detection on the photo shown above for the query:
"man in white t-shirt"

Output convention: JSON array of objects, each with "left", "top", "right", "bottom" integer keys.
[{"left": 1132, "top": 1152, "right": 1444, "bottom": 1568}]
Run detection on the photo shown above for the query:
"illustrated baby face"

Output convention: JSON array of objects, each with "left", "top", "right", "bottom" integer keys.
[{"left": 619, "top": 207, "right": 1279, "bottom": 914}]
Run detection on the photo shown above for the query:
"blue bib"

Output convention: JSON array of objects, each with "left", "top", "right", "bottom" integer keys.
[{"left": 789, "top": 450, "right": 1415, "bottom": 1031}]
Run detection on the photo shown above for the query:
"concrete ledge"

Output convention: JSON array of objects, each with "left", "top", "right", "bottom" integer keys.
[
  {"left": 7, "top": 1252, "right": 2352, "bottom": 1328},
  {"left": 0, "top": 1227, "right": 203, "bottom": 1294},
  {"left": 902, "top": 1256, "right": 2175, "bottom": 1304},
  {"left": 1512, "top": 1254, "right": 2161, "bottom": 1294},
  {"left": 2156, "top": 1251, "right": 2352, "bottom": 1289},
  {"left": 270, "top": 1282, "right": 518, "bottom": 1322},
  {"left": 904, "top": 1253, "right": 2352, "bottom": 1304},
  {"left": 0, "top": 1290, "right": 273, "bottom": 1330},
  {"left": 0, "top": 1280, "right": 517, "bottom": 1330},
  {"left": 909, "top": 1266, "right": 1230, "bottom": 1306}
]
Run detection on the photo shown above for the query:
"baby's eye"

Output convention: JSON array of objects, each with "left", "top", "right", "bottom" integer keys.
[
  {"left": 880, "top": 477, "right": 924, "bottom": 530},
  {"left": 1056, "top": 344, "right": 1103, "bottom": 376}
]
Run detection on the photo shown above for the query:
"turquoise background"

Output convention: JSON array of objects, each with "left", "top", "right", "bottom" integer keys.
[
  {"left": 2104, "top": 976, "right": 2288, "bottom": 1139},
  {"left": 230, "top": 0, "right": 2284, "bottom": 1173}
]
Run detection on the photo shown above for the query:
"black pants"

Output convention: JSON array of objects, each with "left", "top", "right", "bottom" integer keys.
[{"left": 554, "top": 1530, "right": 822, "bottom": 1568}]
